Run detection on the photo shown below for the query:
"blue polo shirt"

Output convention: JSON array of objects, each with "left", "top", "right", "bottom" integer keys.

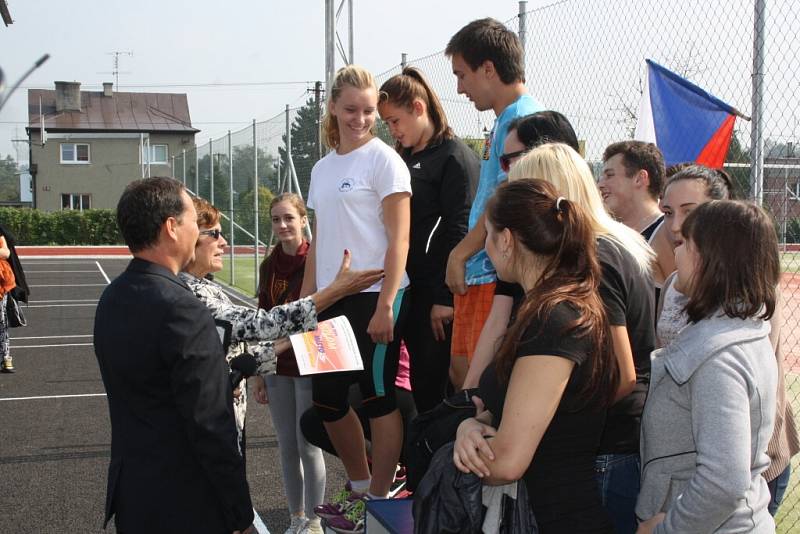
[{"left": 465, "top": 94, "right": 543, "bottom": 286}]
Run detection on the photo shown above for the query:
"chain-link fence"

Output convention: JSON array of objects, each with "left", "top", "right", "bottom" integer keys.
[{"left": 177, "top": 2, "right": 800, "bottom": 528}]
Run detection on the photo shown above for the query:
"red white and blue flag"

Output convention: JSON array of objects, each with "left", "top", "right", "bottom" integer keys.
[{"left": 635, "top": 59, "right": 744, "bottom": 169}]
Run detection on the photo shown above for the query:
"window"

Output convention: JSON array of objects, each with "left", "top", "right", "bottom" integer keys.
[
  {"left": 142, "top": 144, "right": 169, "bottom": 164},
  {"left": 61, "top": 193, "right": 91, "bottom": 211},
  {"left": 60, "top": 143, "right": 90, "bottom": 164}
]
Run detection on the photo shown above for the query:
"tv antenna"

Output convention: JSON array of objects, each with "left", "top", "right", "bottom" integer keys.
[{"left": 100, "top": 50, "right": 133, "bottom": 87}]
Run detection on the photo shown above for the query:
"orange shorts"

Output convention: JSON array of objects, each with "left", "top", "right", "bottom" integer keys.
[{"left": 451, "top": 282, "right": 496, "bottom": 362}]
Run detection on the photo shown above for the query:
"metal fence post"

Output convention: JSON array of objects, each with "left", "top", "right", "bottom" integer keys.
[
  {"left": 750, "top": 0, "right": 766, "bottom": 206},
  {"left": 285, "top": 104, "right": 293, "bottom": 194},
  {"left": 253, "top": 119, "right": 260, "bottom": 290},
  {"left": 181, "top": 149, "right": 186, "bottom": 185},
  {"left": 195, "top": 147, "right": 199, "bottom": 196},
  {"left": 209, "top": 138, "right": 215, "bottom": 204},
  {"left": 518, "top": 1, "right": 528, "bottom": 76},
  {"left": 401, "top": 53, "right": 407, "bottom": 69},
  {"left": 325, "top": 0, "right": 335, "bottom": 97},
  {"left": 228, "top": 130, "right": 235, "bottom": 286}
]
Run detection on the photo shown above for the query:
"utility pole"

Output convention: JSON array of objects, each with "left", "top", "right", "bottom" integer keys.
[{"left": 314, "top": 81, "right": 323, "bottom": 159}]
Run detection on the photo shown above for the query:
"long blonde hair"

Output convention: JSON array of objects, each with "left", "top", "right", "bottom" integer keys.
[
  {"left": 322, "top": 65, "right": 378, "bottom": 150},
  {"left": 509, "top": 143, "right": 654, "bottom": 275}
]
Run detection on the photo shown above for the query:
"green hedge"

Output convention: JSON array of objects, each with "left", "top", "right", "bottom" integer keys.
[{"left": 0, "top": 207, "right": 123, "bottom": 245}]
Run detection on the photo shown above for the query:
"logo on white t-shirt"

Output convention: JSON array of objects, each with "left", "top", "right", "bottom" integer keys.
[{"left": 338, "top": 179, "right": 353, "bottom": 192}]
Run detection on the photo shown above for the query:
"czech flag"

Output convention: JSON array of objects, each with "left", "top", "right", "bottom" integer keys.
[{"left": 635, "top": 59, "right": 746, "bottom": 169}]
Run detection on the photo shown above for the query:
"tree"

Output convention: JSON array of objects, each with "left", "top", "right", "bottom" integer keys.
[
  {"left": 0, "top": 154, "right": 19, "bottom": 201},
  {"left": 237, "top": 185, "right": 275, "bottom": 245},
  {"left": 279, "top": 97, "right": 323, "bottom": 199}
]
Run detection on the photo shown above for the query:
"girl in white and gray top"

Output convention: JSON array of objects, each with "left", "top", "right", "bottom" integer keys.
[{"left": 637, "top": 200, "right": 779, "bottom": 534}]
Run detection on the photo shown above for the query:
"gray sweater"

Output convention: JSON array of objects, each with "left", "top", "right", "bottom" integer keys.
[{"left": 636, "top": 314, "right": 777, "bottom": 533}]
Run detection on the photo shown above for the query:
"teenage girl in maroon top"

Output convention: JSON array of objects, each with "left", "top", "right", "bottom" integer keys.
[{"left": 252, "top": 193, "right": 326, "bottom": 534}]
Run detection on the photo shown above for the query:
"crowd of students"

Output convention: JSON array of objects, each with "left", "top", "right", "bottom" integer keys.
[{"left": 171, "top": 16, "right": 798, "bottom": 534}]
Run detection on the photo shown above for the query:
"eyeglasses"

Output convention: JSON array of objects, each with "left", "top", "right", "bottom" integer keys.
[
  {"left": 500, "top": 149, "right": 528, "bottom": 173},
  {"left": 199, "top": 229, "right": 224, "bottom": 240}
]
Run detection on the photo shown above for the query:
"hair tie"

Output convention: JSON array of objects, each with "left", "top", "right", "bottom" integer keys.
[{"left": 555, "top": 196, "right": 566, "bottom": 213}]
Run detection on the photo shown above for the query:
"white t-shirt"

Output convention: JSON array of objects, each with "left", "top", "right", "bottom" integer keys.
[{"left": 307, "top": 137, "right": 412, "bottom": 293}]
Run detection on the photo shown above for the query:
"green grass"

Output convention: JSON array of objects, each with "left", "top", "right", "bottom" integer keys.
[
  {"left": 777, "top": 373, "right": 800, "bottom": 533},
  {"left": 781, "top": 252, "right": 800, "bottom": 274},
  {"left": 216, "top": 255, "right": 260, "bottom": 297}
]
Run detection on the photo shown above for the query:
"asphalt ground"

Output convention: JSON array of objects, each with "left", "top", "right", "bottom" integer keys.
[{"left": 0, "top": 257, "right": 347, "bottom": 534}]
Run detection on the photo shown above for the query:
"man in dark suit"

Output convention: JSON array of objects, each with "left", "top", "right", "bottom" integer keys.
[{"left": 94, "top": 177, "right": 254, "bottom": 534}]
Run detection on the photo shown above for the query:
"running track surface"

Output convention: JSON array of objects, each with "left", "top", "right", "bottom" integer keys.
[{"left": 0, "top": 255, "right": 347, "bottom": 534}]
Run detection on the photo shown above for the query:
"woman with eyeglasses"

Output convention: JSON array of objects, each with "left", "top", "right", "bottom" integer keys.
[{"left": 179, "top": 196, "right": 383, "bottom": 465}]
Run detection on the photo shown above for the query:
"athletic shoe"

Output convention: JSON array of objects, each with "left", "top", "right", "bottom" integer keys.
[
  {"left": 324, "top": 498, "right": 366, "bottom": 534},
  {"left": 1, "top": 356, "right": 14, "bottom": 373},
  {"left": 314, "top": 489, "right": 362, "bottom": 520},
  {"left": 283, "top": 515, "right": 307, "bottom": 534},
  {"left": 387, "top": 465, "right": 407, "bottom": 498},
  {"left": 299, "top": 517, "right": 323, "bottom": 534}
]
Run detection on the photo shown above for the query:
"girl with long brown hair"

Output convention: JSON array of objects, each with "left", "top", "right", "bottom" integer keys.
[{"left": 453, "top": 179, "right": 618, "bottom": 533}]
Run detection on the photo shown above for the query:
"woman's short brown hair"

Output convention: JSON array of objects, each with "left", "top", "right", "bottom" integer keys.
[
  {"left": 192, "top": 196, "right": 220, "bottom": 228},
  {"left": 682, "top": 200, "right": 779, "bottom": 323}
]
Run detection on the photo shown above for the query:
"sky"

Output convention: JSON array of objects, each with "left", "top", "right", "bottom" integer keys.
[{"left": 0, "top": 0, "right": 547, "bottom": 164}]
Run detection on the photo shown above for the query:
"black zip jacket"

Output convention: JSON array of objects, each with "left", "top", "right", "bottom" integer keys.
[{"left": 402, "top": 138, "right": 479, "bottom": 307}]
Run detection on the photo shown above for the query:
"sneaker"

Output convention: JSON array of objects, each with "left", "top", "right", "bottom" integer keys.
[
  {"left": 387, "top": 465, "right": 407, "bottom": 498},
  {"left": 284, "top": 515, "right": 307, "bottom": 534},
  {"left": 299, "top": 517, "right": 323, "bottom": 534},
  {"left": 324, "top": 498, "right": 366, "bottom": 534},
  {"left": 314, "top": 489, "right": 361, "bottom": 520},
  {"left": 1, "top": 356, "right": 14, "bottom": 373}
]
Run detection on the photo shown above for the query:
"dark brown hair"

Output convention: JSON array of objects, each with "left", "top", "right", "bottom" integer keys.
[
  {"left": 603, "top": 140, "right": 666, "bottom": 200},
  {"left": 664, "top": 164, "right": 736, "bottom": 200},
  {"left": 378, "top": 67, "right": 453, "bottom": 152},
  {"left": 486, "top": 179, "right": 618, "bottom": 407},
  {"left": 116, "top": 177, "right": 186, "bottom": 253},
  {"left": 682, "top": 200, "right": 779, "bottom": 323},
  {"left": 445, "top": 18, "right": 525, "bottom": 84}
]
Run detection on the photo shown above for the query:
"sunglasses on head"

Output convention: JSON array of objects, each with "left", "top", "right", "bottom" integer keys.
[
  {"left": 199, "top": 229, "right": 224, "bottom": 240},
  {"left": 500, "top": 149, "right": 527, "bottom": 173}
]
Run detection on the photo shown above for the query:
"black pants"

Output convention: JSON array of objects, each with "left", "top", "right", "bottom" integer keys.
[
  {"left": 300, "top": 385, "right": 417, "bottom": 465},
  {"left": 402, "top": 287, "right": 453, "bottom": 413}
]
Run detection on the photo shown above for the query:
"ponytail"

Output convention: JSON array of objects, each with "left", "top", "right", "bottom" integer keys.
[
  {"left": 378, "top": 67, "right": 453, "bottom": 151},
  {"left": 487, "top": 180, "right": 618, "bottom": 408},
  {"left": 322, "top": 65, "right": 378, "bottom": 150}
]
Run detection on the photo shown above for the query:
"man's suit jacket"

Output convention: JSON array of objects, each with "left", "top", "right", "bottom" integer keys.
[{"left": 94, "top": 258, "right": 253, "bottom": 533}]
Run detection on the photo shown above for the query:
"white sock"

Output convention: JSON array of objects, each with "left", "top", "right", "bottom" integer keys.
[{"left": 350, "top": 478, "right": 371, "bottom": 493}]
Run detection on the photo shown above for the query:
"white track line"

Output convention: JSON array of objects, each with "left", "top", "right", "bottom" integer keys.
[
  {"left": 29, "top": 299, "right": 98, "bottom": 303},
  {"left": 11, "top": 334, "right": 91, "bottom": 340},
  {"left": 95, "top": 261, "right": 111, "bottom": 284},
  {"left": 0, "top": 393, "right": 106, "bottom": 402},
  {"left": 25, "top": 270, "right": 99, "bottom": 273},
  {"left": 253, "top": 509, "right": 270, "bottom": 534},
  {"left": 29, "top": 284, "right": 107, "bottom": 287},
  {"left": 26, "top": 304, "right": 98, "bottom": 308},
  {"left": 11, "top": 343, "right": 93, "bottom": 349}
]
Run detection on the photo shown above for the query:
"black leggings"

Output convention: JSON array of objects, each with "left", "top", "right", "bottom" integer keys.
[
  {"left": 300, "top": 385, "right": 418, "bottom": 465},
  {"left": 312, "top": 291, "right": 410, "bottom": 421}
]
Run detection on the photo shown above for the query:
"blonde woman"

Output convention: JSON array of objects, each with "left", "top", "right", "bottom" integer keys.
[{"left": 300, "top": 65, "right": 411, "bottom": 534}]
